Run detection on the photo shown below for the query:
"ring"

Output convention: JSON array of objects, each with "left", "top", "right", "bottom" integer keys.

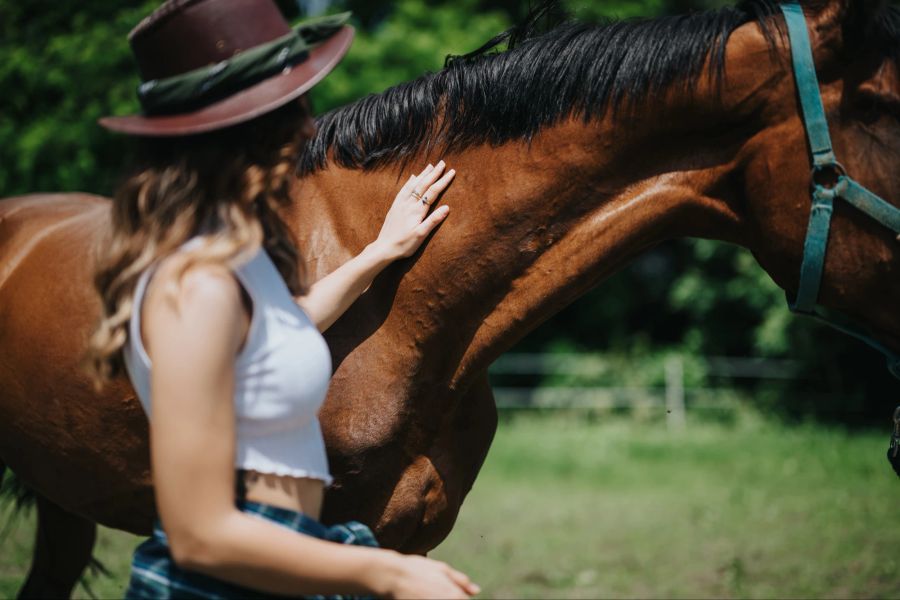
[
  {"left": 420, "top": 196, "right": 430, "bottom": 206},
  {"left": 411, "top": 190, "right": 423, "bottom": 200}
]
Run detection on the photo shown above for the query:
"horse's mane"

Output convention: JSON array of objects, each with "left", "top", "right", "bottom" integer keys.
[{"left": 297, "top": 0, "right": 900, "bottom": 175}]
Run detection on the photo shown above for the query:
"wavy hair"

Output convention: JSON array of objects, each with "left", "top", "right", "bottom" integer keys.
[{"left": 85, "top": 100, "right": 310, "bottom": 390}]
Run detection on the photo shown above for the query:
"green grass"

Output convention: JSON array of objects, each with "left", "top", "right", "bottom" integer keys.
[
  {"left": 2, "top": 411, "right": 898, "bottom": 598},
  {"left": 0, "top": 507, "right": 144, "bottom": 599},
  {"left": 430, "top": 412, "right": 900, "bottom": 598}
]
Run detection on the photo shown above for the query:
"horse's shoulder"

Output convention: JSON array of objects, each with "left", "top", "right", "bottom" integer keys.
[
  {"left": 0, "top": 193, "right": 110, "bottom": 293},
  {"left": 0, "top": 193, "right": 109, "bottom": 244},
  {"left": 0, "top": 192, "right": 109, "bottom": 216}
]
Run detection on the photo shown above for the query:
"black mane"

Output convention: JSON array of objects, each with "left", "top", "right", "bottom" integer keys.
[{"left": 298, "top": 0, "right": 900, "bottom": 175}]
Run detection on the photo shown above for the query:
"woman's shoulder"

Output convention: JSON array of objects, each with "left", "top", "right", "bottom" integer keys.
[
  {"left": 141, "top": 252, "right": 250, "bottom": 358},
  {"left": 148, "top": 255, "right": 245, "bottom": 314},
  {"left": 145, "top": 235, "right": 260, "bottom": 305}
]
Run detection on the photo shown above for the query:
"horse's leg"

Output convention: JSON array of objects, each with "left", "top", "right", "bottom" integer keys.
[{"left": 17, "top": 494, "right": 96, "bottom": 600}]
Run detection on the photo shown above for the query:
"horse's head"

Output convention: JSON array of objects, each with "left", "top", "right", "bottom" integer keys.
[{"left": 735, "top": 0, "right": 900, "bottom": 349}]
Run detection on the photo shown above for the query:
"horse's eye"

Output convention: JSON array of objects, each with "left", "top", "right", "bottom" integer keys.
[
  {"left": 855, "top": 94, "right": 880, "bottom": 124},
  {"left": 853, "top": 92, "right": 900, "bottom": 125}
]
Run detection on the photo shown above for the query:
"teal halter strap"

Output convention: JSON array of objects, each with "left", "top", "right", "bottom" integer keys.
[{"left": 780, "top": 2, "right": 900, "bottom": 378}]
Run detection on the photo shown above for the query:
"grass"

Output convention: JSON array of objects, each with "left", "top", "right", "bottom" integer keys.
[
  {"left": 0, "top": 508, "right": 144, "bottom": 599},
  {"left": 2, "top": 409, "right": 898, "bottom": 598},
  {"left": 430, "top": 411, "right": 900, "bottom": 598}
]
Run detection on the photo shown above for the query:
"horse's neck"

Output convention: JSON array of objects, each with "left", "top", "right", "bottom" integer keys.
[
  {"left": 452, "top": 36, "right": 785, "bottom": 386},
  {"left": 295, "top": 130, "right": 739, "bottom": 387},
  {"left": 293, "top": 20, "right": 782, "bottom": 391},
  {"left": 439, "top": 118, "right": 752, "bottom": 386}
]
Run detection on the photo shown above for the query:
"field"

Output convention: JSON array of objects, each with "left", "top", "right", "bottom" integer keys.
[{"left": 2, "top": 410, "right": 898, "bottom": 598}]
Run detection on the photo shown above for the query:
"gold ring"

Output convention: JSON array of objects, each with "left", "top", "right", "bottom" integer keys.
[
  {"left": 421, "top": 196, "right": 430, "bottom": 206},
  {"left": 411, "top": 190, "right": 423, "bottom": 200}
]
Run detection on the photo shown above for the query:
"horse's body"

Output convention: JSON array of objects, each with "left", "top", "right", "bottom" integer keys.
[{"left": 2, "top": 0, "right": 899, "bottom": 595}]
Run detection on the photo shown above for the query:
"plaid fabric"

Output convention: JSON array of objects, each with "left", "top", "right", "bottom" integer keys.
[{"left": 124, "top": 498, "right": 379, "bottom": 599}]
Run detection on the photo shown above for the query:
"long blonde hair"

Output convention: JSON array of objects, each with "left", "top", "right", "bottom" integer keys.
[{"left": 85, "top": 100, "right": 310, "bottom": 390}]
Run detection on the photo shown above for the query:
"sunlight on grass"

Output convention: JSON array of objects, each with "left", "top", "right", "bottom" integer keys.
[
  {"left": 2, "top": 411, "right": 897, "bottom": 598},
  {"left": 431, "top": 412, "right": 899, "bottom": 599}
]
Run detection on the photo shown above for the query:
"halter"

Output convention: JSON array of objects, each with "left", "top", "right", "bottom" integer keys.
[{"left": 780, "top": 2, "right": 900, "bottom": 379}]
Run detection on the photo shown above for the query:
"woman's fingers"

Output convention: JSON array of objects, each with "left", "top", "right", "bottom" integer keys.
[
  {"left": 442, "top": 564, "right": 480, "bottom": 596},
  {"left": 415, "top": 205, "right": 450, "bottom": 238},
  {"left": 399, "top": 173, "right": 417, "bottom": 195},
  {"left": 414, "top": 160, "right": 446, "bottom": 195},
  {"left": 446, "top": 567, "right": 474, "bottom": 588},
  {"left": 421, "top": 169, "right": 455, "bottom": 206},
  {"left": 411, "top": 164, "right": 434, "bottom": 193},
  {"left": 377, "top": 160, "right": 455, "bottom": 260}
]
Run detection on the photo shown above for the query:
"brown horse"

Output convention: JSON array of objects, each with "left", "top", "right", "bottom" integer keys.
[{"left": 2, "top": 0, "right": 899, "bottom": 596}]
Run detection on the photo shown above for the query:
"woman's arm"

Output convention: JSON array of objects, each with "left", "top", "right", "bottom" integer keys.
[
  {"left": 142, "top": 259, "right": 477, "bottom": 598},
  {"left": 296, "top": 160, "right": 454, "bottom": 331}
]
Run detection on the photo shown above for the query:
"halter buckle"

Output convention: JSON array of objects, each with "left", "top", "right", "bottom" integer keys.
[
  {"left": 811, "top": 162, "right": 846, "bottom": 187},
  {"left": 811, "top": 163, "right": 849, "bottom": 201}
]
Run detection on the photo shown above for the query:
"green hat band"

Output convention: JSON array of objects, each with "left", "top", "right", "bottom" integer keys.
[{"left": 137, "top": 12, "right": 350, "bottom": 116}]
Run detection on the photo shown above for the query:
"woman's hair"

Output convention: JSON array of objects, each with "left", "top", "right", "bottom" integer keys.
[{"left": 84, "top": 99, "right": 310, "bottom": 390}]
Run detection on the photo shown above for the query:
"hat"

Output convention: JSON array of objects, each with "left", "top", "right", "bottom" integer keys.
[{"left": 99, "top": 0, "right": 354, "bottom": 136}]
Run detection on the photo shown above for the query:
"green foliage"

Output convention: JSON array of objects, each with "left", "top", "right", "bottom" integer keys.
[
  {"left": 309, "top": 0, "right": 510, "bottom": 113},
  {"left": 568, "top": 0, "right": 666, "bottom": 19},
  {"left": 0, "top": 1, "right": 158, "bottom": 196}
]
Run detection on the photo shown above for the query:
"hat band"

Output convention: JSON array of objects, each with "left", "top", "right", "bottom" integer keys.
[{"left": 136, "top": 12, "right": 350, "bottom": 116}]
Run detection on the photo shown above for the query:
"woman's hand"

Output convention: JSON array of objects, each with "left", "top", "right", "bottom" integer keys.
[
  {"left": 371, "top": 160, "right": 455, "bottom": 261},
  {"left": 376, "top": 552, "right": 480, "bottom": 599},
  {"left": 293, "top": 160, "right": 455, "bottom": 332}
]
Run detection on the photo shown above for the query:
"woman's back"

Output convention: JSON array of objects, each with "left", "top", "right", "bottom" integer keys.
[{"left": 124, "top": 237, "right": 335, "bottom": 489}]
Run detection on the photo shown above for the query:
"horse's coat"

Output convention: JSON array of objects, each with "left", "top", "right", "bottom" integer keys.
[{"left": 1, "top": 0, "right": 899, "bottom": 595}]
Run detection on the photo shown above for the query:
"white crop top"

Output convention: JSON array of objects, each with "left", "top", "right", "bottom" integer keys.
[{"left": 123, "top": 237, "right": 334, "bottom": 485}]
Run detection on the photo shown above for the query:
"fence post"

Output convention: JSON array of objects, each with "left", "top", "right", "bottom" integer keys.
[{"left": 665, "top": 355, "right": 686, "bottom": 430}]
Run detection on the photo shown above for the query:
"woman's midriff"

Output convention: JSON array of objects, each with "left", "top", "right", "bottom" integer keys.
[{"left": 240, "top": 470, "right": 325, "bottom": 520}]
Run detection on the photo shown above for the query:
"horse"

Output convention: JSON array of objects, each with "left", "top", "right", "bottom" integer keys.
[{"left": 1, "top": 0, "right": 898, "bottom": 596}]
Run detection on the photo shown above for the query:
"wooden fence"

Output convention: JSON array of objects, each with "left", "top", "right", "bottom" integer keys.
[{"left": 488, "top": 353, "right": 806, "bottom": 429}]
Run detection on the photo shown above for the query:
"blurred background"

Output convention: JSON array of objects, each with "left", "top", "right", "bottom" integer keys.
[{"left": 1, "top": 1, "right": 898, "bottom": 598}]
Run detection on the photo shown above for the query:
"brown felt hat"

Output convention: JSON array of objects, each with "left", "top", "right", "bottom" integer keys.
[{"left": 99, "top": 0, "right": 354, "bottom": 136}]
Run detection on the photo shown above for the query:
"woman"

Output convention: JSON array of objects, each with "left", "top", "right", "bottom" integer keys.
[{"left": 85, "top": 0, "right": 479, "bottom": 598}]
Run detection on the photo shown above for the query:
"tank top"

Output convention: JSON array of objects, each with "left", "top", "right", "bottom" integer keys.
[{"left": 123, "top": 237, "right": 334, "bottom": 485}]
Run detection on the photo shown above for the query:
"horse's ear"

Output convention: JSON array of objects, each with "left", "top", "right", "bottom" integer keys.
[
  {"left": 814, "top": 0, "right": 900, "bottom": 108},
  {"left": 803, "top": 0, "right": 888, "bottom": 58}
]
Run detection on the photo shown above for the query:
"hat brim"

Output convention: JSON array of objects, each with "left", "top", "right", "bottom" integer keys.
[{"left": 98, "top": 25, "right": 354, "bottom": 136}]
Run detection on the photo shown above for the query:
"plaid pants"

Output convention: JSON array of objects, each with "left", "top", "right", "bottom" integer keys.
[{"left": 124, "top": 496, "right": 379, "bottom": 599}]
